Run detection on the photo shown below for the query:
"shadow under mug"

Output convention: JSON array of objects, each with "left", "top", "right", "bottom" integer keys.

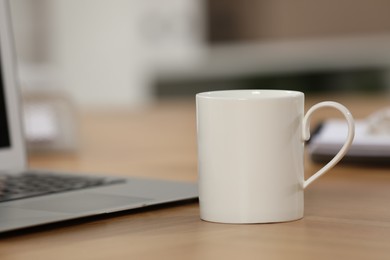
[{"left": 196, "top": 90, "right": 355, "bottom": 224}]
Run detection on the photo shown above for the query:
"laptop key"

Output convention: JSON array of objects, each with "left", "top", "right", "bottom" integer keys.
[{"left": 0, "top": 172, "right": 125, "bottom": 202}]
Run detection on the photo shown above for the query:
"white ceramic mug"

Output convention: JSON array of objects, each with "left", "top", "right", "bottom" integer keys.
[{"left": 196, "top": 90, "right": 355, "bottom": 224}]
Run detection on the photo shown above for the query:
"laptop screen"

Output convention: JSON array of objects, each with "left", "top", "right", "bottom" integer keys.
[{"left": 0, "top": 57, "right": 11, "bottom": 148}]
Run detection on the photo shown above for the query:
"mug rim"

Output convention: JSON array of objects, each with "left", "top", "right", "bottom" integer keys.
[{"left": 196, "top": 89, "right": 304, "bottom": 100}]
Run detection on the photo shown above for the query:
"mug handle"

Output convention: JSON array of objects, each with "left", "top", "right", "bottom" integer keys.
[{"left": 302, "top": 101, "right": 355, "bottom": 189}]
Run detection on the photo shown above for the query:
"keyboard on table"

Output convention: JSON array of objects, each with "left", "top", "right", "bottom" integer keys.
[{"left": 0, "top": 171, "right": 125, "bottom": 202}]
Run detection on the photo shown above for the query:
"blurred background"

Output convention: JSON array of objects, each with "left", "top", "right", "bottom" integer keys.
[
  {"left": 10, "top": 0, "right": 390, "bottom": 105},
  {"left": 7, "top": 0, "right": 390, "bottom": 151}
]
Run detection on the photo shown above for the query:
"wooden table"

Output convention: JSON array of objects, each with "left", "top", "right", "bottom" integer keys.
[{"left": 1, "top": 95, "right": 390, "bottom": 260}]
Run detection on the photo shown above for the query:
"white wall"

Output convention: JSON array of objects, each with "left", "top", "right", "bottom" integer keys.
[
  {"left": 10, "top": 0, "right": 206, "bottom": 108},
  {"left": 48, "top": 0, "right": 151, "bottom": 107}
]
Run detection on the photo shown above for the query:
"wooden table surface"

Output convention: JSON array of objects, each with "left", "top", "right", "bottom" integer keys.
[{"left": 1, "top": 94, "right": 390, "bottom": 260}]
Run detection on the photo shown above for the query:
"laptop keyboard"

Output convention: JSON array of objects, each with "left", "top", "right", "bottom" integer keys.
[{"left": 0, "top": 171, "right": 126, "bottom": 203}]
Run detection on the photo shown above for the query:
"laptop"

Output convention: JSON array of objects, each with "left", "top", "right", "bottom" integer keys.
[{"left": 0, "top": 0, "right": 197, "bottom": 233}]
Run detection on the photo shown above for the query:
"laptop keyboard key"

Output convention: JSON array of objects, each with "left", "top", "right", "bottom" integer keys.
[{"left": 0, "top": 171, "right": 125, "bottom": 202}]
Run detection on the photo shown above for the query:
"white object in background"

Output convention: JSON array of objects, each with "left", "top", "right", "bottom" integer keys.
[
  {"left": 23, "top": 93, "right": 79, "bottom": 152},
  {"left": 309, "top": 108, "right": 390, "bottom": 162},
  {"left": 367, "top": 107, "right": 390, "bottom": 135},
  {"left": 196, "top": 90, "right": 354, "bottom": 224},
  {"left": 24, "top": 103, "right": 58, "bottom": 142}
]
